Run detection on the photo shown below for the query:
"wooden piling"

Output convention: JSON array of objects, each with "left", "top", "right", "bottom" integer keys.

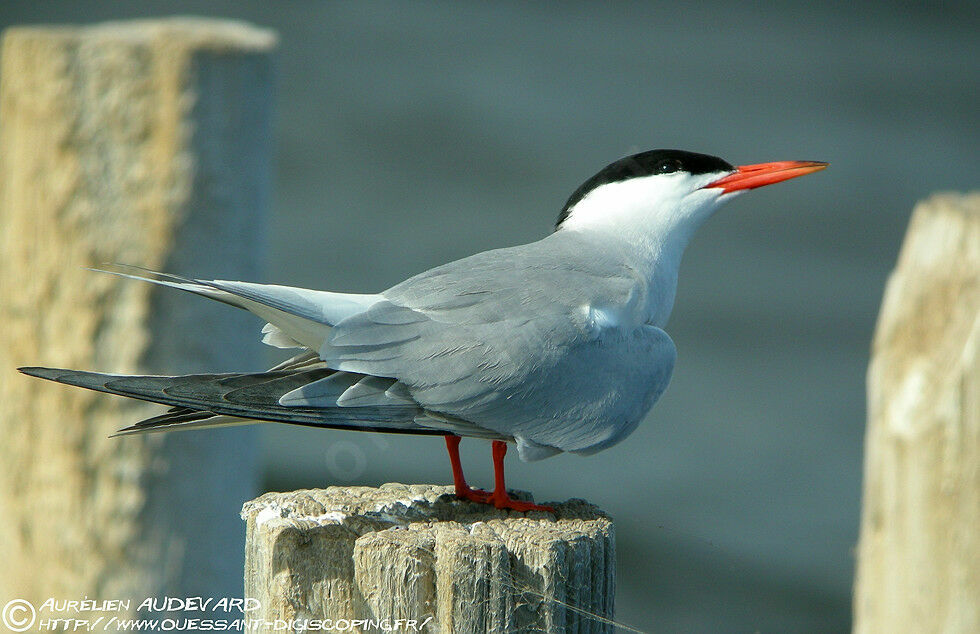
[
  {"left": 0, "top": 18, "right": 276, "bottom": 617},
  {"left": 853, "top": 193, "right": 980, "bottom": 633},
  {"left": 242, "top": 483, "right": 617, "bottom": 633}
]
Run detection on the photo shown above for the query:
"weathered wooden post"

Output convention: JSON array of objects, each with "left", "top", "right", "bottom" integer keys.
[
  {"left": 0, "top": 18, "right": 275, "bottom": 617},
  {"left": 242, "top": 484, "right": 616, "bottom": 633},
  {"left": 853, "top": 193, "right": 980, "bottom": 633}
]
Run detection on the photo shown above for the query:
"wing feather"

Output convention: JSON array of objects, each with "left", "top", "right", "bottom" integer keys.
[
  {"left": 95, "top": 265, "right": 380, "bottom": 350},
  {"left": 315, "top": 233, "right": 674, "bottom": 456}
]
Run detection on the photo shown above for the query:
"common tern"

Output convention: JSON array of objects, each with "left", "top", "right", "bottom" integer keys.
[{"left": 20, "top": 150, "right": 827, "bottom": 511}]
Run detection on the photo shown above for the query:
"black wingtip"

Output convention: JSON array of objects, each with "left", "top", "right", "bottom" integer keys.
[
  {"left": 18, "top": 367, "right": 131, "bottom": 394},
  {"left": 18, "top": 366, "right": 68, "bottom": 381}
]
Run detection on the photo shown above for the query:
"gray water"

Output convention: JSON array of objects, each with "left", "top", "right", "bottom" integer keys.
[{"left": 3, "top": 2, "right": 978, "bottom": 631}]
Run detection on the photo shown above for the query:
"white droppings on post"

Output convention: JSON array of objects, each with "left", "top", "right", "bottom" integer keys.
[{"left": 254, "top": 506, "right": 283, "bottom": 528}]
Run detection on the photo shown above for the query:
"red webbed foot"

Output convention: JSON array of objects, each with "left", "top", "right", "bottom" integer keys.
[
  {"left": 487, "top": 489, "right": 554, "bottom": 512},
  {"left": 452, "top": 482, "right": 492, "bottom": 505}
]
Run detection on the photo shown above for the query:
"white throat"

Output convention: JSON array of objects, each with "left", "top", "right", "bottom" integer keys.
[{"left": 558, "top": 172, "right": 733, "bottom": 324}]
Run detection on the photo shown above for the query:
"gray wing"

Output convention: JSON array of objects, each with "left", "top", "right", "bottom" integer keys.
[
  {"left": 312, "top": 232, "right": 676, "bottom": 457},
  {"left": 23, "top": 234, "right": 675, "bottom": 454}
]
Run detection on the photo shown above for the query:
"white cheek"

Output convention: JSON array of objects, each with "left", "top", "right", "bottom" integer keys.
[{"left": 560, "top": 176, "right": 686, "bottom": 230}]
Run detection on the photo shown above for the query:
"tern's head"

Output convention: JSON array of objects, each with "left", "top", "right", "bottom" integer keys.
[{"left": 555, "top": 149, "right": 827, "bottom": 238}]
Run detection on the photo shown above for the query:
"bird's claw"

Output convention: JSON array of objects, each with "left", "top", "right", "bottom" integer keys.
[
  {"left": 489, "top": 491, "right": 554, "bottom": 513},
  {"left": 453, "top": 484, "right": 553, "bottom": 512},
  {"left": 453, "top": 484, "right": 493, "bottom": 505}
]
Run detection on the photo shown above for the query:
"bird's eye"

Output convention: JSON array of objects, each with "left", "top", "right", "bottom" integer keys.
[{"left": 655, "top": 159, "right": 682, "bottom": 174}]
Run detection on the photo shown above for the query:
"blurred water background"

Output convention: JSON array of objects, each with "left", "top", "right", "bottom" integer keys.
[{"left": 2, "top": 2, "right": 978, "bottom": 631}]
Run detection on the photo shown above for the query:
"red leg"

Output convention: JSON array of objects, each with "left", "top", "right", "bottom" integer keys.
[
  {"left": 444, "top": 435, "right": 490, "bottom": 503},
  {"left": 487, "top": 440, "right": 554, "bottom": 512}
]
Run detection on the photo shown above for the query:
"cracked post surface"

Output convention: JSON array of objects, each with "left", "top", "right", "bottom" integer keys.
[{"left": 242, "top": 483, "right": 616, "bottom": 633}]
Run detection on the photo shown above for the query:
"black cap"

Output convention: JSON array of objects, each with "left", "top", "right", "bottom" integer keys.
[{"left": 556, "top": 149, "right": 734, "bottom": 229}]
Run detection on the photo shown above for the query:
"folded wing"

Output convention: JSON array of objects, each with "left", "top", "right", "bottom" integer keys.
[
  {"left": 39, "top": 236, "right": 672, "bottom": 458},
  {"left": 314, "top": 238, "right": 671, "bottom": 455}
]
